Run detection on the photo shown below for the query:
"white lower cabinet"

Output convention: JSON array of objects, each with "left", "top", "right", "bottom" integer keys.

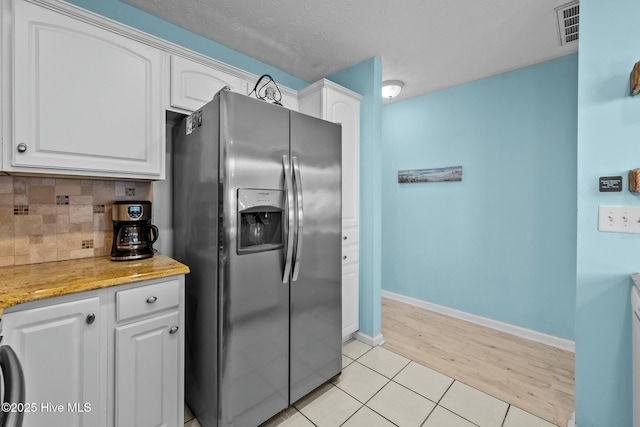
[
  {"left": 341, "top": 263, "right": 360, "bottom": 340},
  {"left": 115, "top": 311, "right": 180, "bottom": 427},
  {"left": 1, "top": 275, "right": 185, "bottom": 427},
  {"left": 2, "top": 297, "right": 103, "bottom": 427},
  {"left": 341, "top": 224, "right": 360, "bottom": 340},
  {"left": 113, "top": 278, "right": 183, "bottom": 427}
]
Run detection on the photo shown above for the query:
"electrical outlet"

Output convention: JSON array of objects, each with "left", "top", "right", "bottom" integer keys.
[{"left": 598, "top": 206, "right": 640, "bottom": 233}]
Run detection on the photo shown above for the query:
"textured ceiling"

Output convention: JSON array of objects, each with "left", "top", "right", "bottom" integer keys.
[{"left": 122, "top": 0, "right": 578, "bottom": 103}]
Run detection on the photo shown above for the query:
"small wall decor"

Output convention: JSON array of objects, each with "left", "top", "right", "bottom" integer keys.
[
  {"left": 631, "top": 61, "right": 640, "bottom": 96},
  {"left": 398, "top": 165, "right": 462, "bottom": 183},
  {"left": 599, "top": 176, "right": 622, "bottom": 192},
  {"left": 629, "top": 169, "right": 640, "bottom": 192}
]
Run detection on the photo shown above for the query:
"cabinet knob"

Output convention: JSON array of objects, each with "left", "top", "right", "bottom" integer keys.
[
  {"left": 343, "top": 236, "right": 348, "bottom": 240},
  {"left": 343, "top": 255, "right": 347, "bottom": 260},
  {"left": 86, "top": 313, "right": 96, "bottom": 325},
  {"left": 169, "top": 326, "right": 179, "bottom": 334},
  {"left": 146, "top": 296, "right": 157, "bottom": 304},
  {"left": 17, "top": 143, "right": 27, "bottom": 153}
]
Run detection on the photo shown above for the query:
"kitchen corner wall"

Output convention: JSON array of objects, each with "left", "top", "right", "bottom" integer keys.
[
  {"left": 0, "top": 176, "right": 151, "bottom": 267},
  {"left": 329, "top": 58, "right": 383, "bottom": 340},
  {"left": 576, "top": 0, "right": 640, "bottom": 424}
]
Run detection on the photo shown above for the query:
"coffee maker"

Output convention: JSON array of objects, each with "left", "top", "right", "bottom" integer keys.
[{"left": 110, "top": 201, "right": 159, "bottom": 261}]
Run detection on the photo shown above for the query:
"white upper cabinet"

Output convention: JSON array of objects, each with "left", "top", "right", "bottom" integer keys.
[
  {"left": 4, "top": 0, "right": 165, "bottom": 179},
  {"left": 169, "top": 55, "right": 247, "bottom": 112},
  {"left": 298, "top": 79, "right": 361, "bottom": 229},
  {"left": 170, "top": 54, "right": 300, "bottom": 113},
  {"left": 1, "top": 0, "right": 302, "bottom": 180}
]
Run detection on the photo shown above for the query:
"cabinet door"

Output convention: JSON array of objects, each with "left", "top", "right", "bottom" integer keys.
[
  {"left": 2, "top": 297, "right": 102, "bottom": 427},
  {"left": 115, "top": 311, "right": 180, "bottom": 427},
  {"left": 170, "top": 55, "right": 247, "bottom": 112},
  {"left": 342, "top": 263, "right": 360, "bottom": 340},
  {"left": 10, "top": 0, "right": 164, "bottom": 179},
  {"left": 325, "top": 89, "right": 360, "bottom": 229}
]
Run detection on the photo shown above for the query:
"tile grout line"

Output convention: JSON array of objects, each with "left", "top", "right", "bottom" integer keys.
[
  {"left": 500, "top": 404, "right": 512, "bottom": 427},
  {"left": 337, "top": 353, "right": 400, "bottom": 426},
  {"left": 351, "top": 348, "right": 506, "bottom": 427},
  {"left": 433, "top": 380, "right": 483, "bottom": 426},
  {"left": 440, "top": 380, "right": 505, "bottom": 427},
  {"left": 343, "top": 345, "right": 483, "bottom": 427}
]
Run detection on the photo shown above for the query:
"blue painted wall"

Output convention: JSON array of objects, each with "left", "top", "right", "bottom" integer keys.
[
  {"left": 381, "top": 55, "right": 578, "bottom": 340},
  {"left": 575, "top": 0, "right": 640, "bottom": 424},
  {"left": 329, "top": 59, "right": 383, "bottom": 338},
  {"left": 64, "top": 0, "right": 308, "bottom": 90}
]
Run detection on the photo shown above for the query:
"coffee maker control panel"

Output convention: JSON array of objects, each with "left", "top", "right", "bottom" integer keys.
[
  {"left": 127, "top": 205, "right": 143, "bottom": 219},
  {"left": 113, "top": 201, "right": 152, "bottom": 222}
]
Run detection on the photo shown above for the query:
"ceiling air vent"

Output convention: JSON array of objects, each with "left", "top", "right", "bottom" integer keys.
[{"left": 556, "top": 1, "right": 579, "bottom": 46}]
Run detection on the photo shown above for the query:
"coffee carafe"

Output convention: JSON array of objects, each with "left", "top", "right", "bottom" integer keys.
[{"left": 110, "top": 201, "right": 159, "bottom": 261}]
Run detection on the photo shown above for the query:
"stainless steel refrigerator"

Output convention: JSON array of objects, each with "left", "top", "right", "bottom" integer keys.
[{"left": 173, "top": 89, "right": 342, "bottom": 427}]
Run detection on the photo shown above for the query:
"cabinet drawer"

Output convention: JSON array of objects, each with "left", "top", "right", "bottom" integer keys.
[
  {"left": 342, "top": 245, "right": 359, "bottom": 265},
  {"left": 342, "top": 226, "right": 359, "bottom": 246},
  {"left": 117, "top": 279, "right": 180, "bottom": 322}
]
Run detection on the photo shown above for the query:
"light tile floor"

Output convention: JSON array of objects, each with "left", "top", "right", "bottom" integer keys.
[{"left": 184, "top": 340, "right": 559, "bottom": 427}]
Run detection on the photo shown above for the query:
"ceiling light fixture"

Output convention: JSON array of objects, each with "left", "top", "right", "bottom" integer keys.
[{"left": 382, "top": 80, "right": 404, "bottom": 99}]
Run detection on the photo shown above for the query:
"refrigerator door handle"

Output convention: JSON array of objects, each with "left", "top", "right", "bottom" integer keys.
[
  {"left": 0, "top": 345, "right": 25, "bottom": 427},
  {"left": 292, "top": 157, "right": 303, "bottom": 281},
  {"left": 282, "top": 155, "right": 295, "bottom": 283}
]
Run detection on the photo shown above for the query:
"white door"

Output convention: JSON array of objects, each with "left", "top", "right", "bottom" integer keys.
[
  {"left": 170, "top": 55, "right": 247, "bottom": 112},
  {"left": 10, "top": 0, "right": 164, "bottom": 179},
  {"left": 2, "top": 297, "right": 102, "bottom": 427},
  {"left": 115, "top": 311, "right": 180, "bottom": 427},
  {"left": 325, "top": 88, "right": 360, "bottom": 229}
]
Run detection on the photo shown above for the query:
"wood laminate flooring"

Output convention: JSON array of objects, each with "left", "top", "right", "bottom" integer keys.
[{"left": 381, "top": 297, "right": 575, "bottom": 427}]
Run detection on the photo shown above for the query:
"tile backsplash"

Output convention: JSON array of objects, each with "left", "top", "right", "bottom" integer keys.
[{"left": 0, "top": 176, "right": 151, "bottom": 267}]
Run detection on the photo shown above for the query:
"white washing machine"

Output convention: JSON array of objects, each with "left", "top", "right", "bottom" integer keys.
[{"left": 632, "top": 286, "right": 640, "bottom": 427}]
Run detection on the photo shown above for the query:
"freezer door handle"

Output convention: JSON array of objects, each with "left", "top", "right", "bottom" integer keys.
[
  {"left": 0, "top": 345, "right": 25, "bottom": 427},
  {"left": 282, "top": 155, "right": 295, "bottom": 283},
  {"left": 292, "top": 157, "right": 303, "bottom": 281}
]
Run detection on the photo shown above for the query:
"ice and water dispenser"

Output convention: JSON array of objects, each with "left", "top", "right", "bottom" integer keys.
[{"left": 237, "top": 189, "right": 284, "bottom": 254}]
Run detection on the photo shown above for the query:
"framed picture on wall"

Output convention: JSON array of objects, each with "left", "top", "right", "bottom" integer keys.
[{"left": 398, "top": 165, "right": 462, "bottom": 183}]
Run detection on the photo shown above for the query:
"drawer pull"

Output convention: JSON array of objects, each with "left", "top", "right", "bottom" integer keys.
[
  {"left": 343, "top": 236, "right": 347, "bottom": 240},
  {"left": 146, "top": 296, "right": 157, "bottom": 304},
  {"left": 169, "top": 326, "right": 179, "bottom": 335},
  {"left": 86, "top": 313, "right": 96, "bottom": 325},
  {"left": 343, "top": 255, "right": 347, "bottom": 260}
]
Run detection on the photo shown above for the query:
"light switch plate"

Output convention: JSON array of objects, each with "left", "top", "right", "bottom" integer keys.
[{"left": 598, "top": 206, "right": 640, "bottom": 233}]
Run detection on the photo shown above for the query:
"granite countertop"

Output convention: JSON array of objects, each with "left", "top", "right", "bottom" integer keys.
[{"left": 0, "top": 254, "right": 190, "bottom": 315}]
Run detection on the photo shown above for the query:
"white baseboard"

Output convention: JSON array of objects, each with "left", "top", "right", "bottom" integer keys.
[
  {"left": 354, "top": 331, "right": 385, "bottom": 347},
  {"left": 382, "top": 290, "right": 576, "bottom": 353}
]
